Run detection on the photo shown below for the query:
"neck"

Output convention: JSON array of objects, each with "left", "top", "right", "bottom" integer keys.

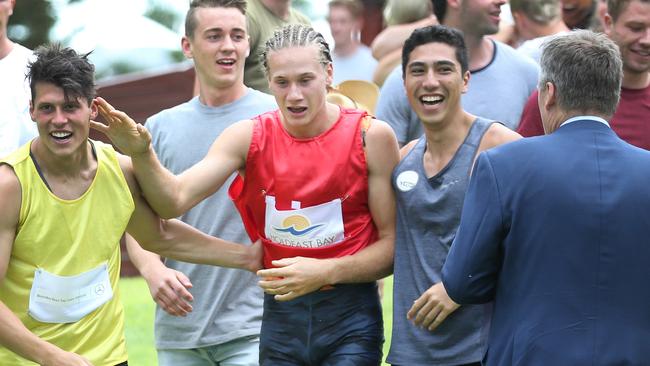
[
  {"left": 334, "top": 41, "right": 359, "bottom": 57},
  {"left": 466, "top": 36, "right": 494, "bottom": 71},
  {"left": 261, "top": 0, "right": 290, "bottom": 20},
  {"left": 198, "top": 80, "right": 248, "bottom": 107},
  {"left": 622, "top": 70, "right": 650, "bottom": 90},
  {"left": 0, "top": 36, "right": 14, "bottom": 60},
  {"left": 32, "top": 139, "right": 94, "bottom": 177},
  {"left": 527, "top": 19, "right": 569, "bottom": 39},
  {"left": 422, "top": 111, "right": 474, "bottom": 158}
]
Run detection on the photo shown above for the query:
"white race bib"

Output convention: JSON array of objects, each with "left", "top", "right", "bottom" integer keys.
[
  {"left": 264, "top": 195, "right": 345, "bottom": 248},
  {"left": 28, "top": 262, "right": 113, "bottom": 324}
]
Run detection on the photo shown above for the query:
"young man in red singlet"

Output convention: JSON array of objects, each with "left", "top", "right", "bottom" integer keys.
[{"left": 93, "top": 24, "right": 400, "bottom": 365}]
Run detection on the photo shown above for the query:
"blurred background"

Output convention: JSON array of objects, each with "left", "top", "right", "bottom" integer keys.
[{"left": 9, "top": 0, "right": 330, "bottom": 80}]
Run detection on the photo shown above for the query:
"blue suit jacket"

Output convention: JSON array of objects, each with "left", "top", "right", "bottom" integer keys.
[{"left": 442, "top": 120, "right": 650, "bottom": 365}]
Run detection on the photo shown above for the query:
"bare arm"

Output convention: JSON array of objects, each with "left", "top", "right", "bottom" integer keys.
[
  {"left": 257, "top": 119, "right": 400, "bottom": 300},
  {"left": 0, "top": 166, "right": 92, "bottom": 366},
  {"left": 91, "top": 97, "right": 251, "bottom": 218},
  {"left": 119, "top": 155, "right": 262, "bottom": 272},
  {"left": 372, "top": 48, "right": 402, "bottom": 87},
  {"left": 371, "top": 15, "right": 437, "bottom": 59},
  {"left": 124, "top": 235, "right": 194, "bottom": 317}
]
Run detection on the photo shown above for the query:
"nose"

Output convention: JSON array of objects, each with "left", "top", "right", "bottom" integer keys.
[
  {"left": 640, "top": 28, "right": 650, "bottom": 46},
  {"left": 221, "top": 35, "right": 235, "bottom": 51},
  {"left": 422, "top": 69, "right": 440, "bottom": 90},
  {"left": 52, "top": 108, "right": 67, "bottom": 124},
  {"left": 287, "top": 83, "right": 303, "bottom": 101}
]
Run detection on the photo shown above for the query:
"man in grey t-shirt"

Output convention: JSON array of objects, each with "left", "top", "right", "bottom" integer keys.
[
  {"left": 389, "top": 25, "right": 520, "bottom": 365},
  {"left": 125, "top": 0, "right": 275, "bottom": 364},
  {"left": 376, "top": 0, "right": 539, "bottom": 146}
]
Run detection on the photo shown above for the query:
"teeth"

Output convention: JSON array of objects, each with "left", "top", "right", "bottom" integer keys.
[
  {"left": 51, "top": 131, "right": 72, "bottom": 138},
  {"left": 421, "top": 96, "right": 443, "bottom": 103},
  {"left": 217, "top": 60, "right": 235, "bottom": 65}
]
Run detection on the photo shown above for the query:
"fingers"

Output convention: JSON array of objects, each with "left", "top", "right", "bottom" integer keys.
[
  {"left": 274, "top": 291, "right": 300, "bottom": 302},
  {"left": 89, "top": 120, "right": 108, "bottom": 133},
  {"left": 153, "top": 277, "right": 194, "bottom": 316},
  {"left": 427, "top": 307, "right": 452, "bottom": 331},
  {"left": 407, "top": 293, "right": 426, "bottom": 320}
]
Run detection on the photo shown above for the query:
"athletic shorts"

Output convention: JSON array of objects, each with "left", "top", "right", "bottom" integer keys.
[{"left": 260, "top": 282, "right": 384, "bottom": 365}]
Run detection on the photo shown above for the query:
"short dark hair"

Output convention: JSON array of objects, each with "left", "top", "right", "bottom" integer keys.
[
  {"left": 607, "top": 0, "right": 650, "bottom": 21},
  {"left": 432, "top": 0, "right": 447, "bottom": 23},
  {"left": 402, "top": 25, "right": 468, "bottom": 77},
  {"left": 28, "top": 43, "right": 96, "bottom": 104},
  {"left": 185, "top": 0, "right": 247, "bottom": 38}
]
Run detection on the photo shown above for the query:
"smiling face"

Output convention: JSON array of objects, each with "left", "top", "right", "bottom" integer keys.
[
  {"left": 404, "top": 42, "right": 469, "bottom": 128},
  {"left": 605, "top": 0, "right": 650, "bottom": 76},
  {"left": 460, "top": 0, "right": 506, "bottom": 36},
  {"left": 267, "top": 45, "right": 333, "bottom": 137},
  {"left": 561, "top": 0, "right": 594, "bottom": 28},
  {"left": 183, "top": 6, "right": 249, "bottom": 90},
  {"left": 30, "top": 82, "right": 96, "bottom": 157}
]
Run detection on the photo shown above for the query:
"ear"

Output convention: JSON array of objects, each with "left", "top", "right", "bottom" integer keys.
[
  {"left": 461, "top": 70, "right": 470, "bottom": 94},
  {"left": 447, "top": 0, "right": 461, "bottom": 10},
  {"left": 89, "top": 99, "right": 99, "bottom": 120},
  {"left": 541, "top": 81, "right": 556, "bottom": 111},
  {"left": 29, "top": 100, "right": 35, "bottom": 120},
  {"left": 603, "top": 13, "right": 614, "bottom": 35},
  {"left": 181, "top": 36, "right": 193, "bottom": 59},
  {"left": 326, "top": 63, "right": 334, "bottom": 87}
]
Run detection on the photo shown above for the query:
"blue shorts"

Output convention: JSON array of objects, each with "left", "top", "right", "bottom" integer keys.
[{"left": 260, "top": 282, "right": 384, "bottom": 365}]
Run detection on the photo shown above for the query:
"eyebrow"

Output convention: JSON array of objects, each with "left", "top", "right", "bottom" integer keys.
[
  {"left": 408, "top": 60, "right": 456, "bottom": 69},
  {"left": 204, "top": 27, "right": 246, "bottom": 34}
]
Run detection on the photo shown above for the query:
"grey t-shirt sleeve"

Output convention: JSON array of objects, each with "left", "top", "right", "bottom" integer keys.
[{"left": 376, "top": 66, "right": 421, "bottom": 146}]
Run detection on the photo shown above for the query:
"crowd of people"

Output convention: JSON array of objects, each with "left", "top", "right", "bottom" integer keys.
[{"left": 0, "top": 0, "right": 649, "bottom": 365}]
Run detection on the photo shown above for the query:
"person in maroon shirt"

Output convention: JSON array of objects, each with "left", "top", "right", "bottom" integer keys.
[{"left": 517, "top": 0, "right": 650, "bottom": 150}]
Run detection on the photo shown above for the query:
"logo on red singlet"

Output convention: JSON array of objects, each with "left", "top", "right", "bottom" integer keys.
[{"left": 272, "top": 215, "right": 324, "bottom": 236}]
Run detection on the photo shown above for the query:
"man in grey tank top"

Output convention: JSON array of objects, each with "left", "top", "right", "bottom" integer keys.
[{"left": 388, "top": 26, "right": 520, "bottom": 366}]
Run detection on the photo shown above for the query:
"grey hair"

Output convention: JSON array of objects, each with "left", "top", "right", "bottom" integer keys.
[
  {"left": 510, "top": 0, "right": 561, "bottom": 24},
  {"left": 260, "top": 24, "right": 332, "bottom": 76},
  {"left": 539, "top": 30, "right": 622, "bottom": 117}
]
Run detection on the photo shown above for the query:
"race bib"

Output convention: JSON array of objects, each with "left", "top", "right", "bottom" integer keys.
[
  {"left": 28, "top": 262, "right": 113, "bottom": 324},
  {"left": 264, "top": 195, "right": 345, "bottom": 248}
]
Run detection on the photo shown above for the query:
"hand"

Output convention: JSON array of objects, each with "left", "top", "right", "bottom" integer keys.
[
  {"left": 41, "top": 349, "right": 94, "bottom": 366},
  {"left": 141, "top": 265, "right": 194, "bottom": 317},
  {"left": 407, "top": 282, "right": 459, "bottom": 331},
  {"left": 90, "top": 97, "right": 152, "bottom": 157},
  {"left": 257, "top": 257, "right": 333, "bottom": 301},
  {"left": 244, "top": 240, "right": 263, "bottom": 273}
]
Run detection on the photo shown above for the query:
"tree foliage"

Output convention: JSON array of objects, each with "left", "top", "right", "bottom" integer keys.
[{"left": 8, "top": 0, "right": 55, "bottom": 49}]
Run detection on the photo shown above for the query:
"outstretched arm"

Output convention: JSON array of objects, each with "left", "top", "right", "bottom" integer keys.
[
  {"left": 257, "top": 119, "right": 400, "bottom": 301},
  {"left": 124, "top": 235, "right": 194, "bottom": 317},
  {"left": 91, "top": 97, "right": 252, "bottom": 218},
  {"left": 0, "top": 166, "right": 93, "bottom": 366},
  {"left": 119, "top": 155, "right": 262, "bottom": 272}
]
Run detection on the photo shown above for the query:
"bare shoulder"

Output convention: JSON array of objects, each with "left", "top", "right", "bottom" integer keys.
[
  {"left": 365, "top": 118, "right": 399, "bottom": 144},
  {"left": 0, "top": 165, "right": 21, "bottom": 197},
  {"left": 0, "top": 164, "right": 21, "bottom": 224},
  {"left": 479, "top": 123, "right": 522, "bottom": 153},
  {"left": 399, "top": 139, "right": 419, "bottom": 160},
  {"left": 365, "top": 118, "right": 400, "bottom": 173}
]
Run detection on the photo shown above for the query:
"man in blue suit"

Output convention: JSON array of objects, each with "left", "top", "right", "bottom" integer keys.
[{"left": 441, "top": 29, "right": 650, "bottom": 365}]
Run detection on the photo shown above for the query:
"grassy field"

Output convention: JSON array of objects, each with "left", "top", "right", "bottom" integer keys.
[{"left": 120, "top": 276, "right": 395, "bottom": 365}]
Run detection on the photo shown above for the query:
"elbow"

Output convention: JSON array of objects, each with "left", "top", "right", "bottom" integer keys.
[{"left": 442, "top": 273, "right": 495, "bottom": 305}]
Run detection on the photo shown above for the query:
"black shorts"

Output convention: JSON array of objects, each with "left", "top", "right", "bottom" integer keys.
[{"left": 260, "top": 282, "right": 384, "bottom": 365}]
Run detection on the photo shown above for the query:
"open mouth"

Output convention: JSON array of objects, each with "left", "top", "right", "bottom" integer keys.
[
  {"left": 420, "top": 95, "right": 444, "bottom": 106},
  {"left": 51, "top": 131, "right": 73, "bottom": 140},
  {"left": 287, "top": 107, "right": 307, "bottom": 114},
  {"left": 217, "top": 59, "right": 236, "bottom": 66}
]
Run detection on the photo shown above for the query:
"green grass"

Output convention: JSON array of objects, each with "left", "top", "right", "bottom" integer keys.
[{"left": 120, "top": 276, "right": 395, "bottom": 365}]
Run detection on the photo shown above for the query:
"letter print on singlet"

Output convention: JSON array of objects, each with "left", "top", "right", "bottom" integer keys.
[{"left": 264, "top": 195, "right": 345, "bottom": 248}]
